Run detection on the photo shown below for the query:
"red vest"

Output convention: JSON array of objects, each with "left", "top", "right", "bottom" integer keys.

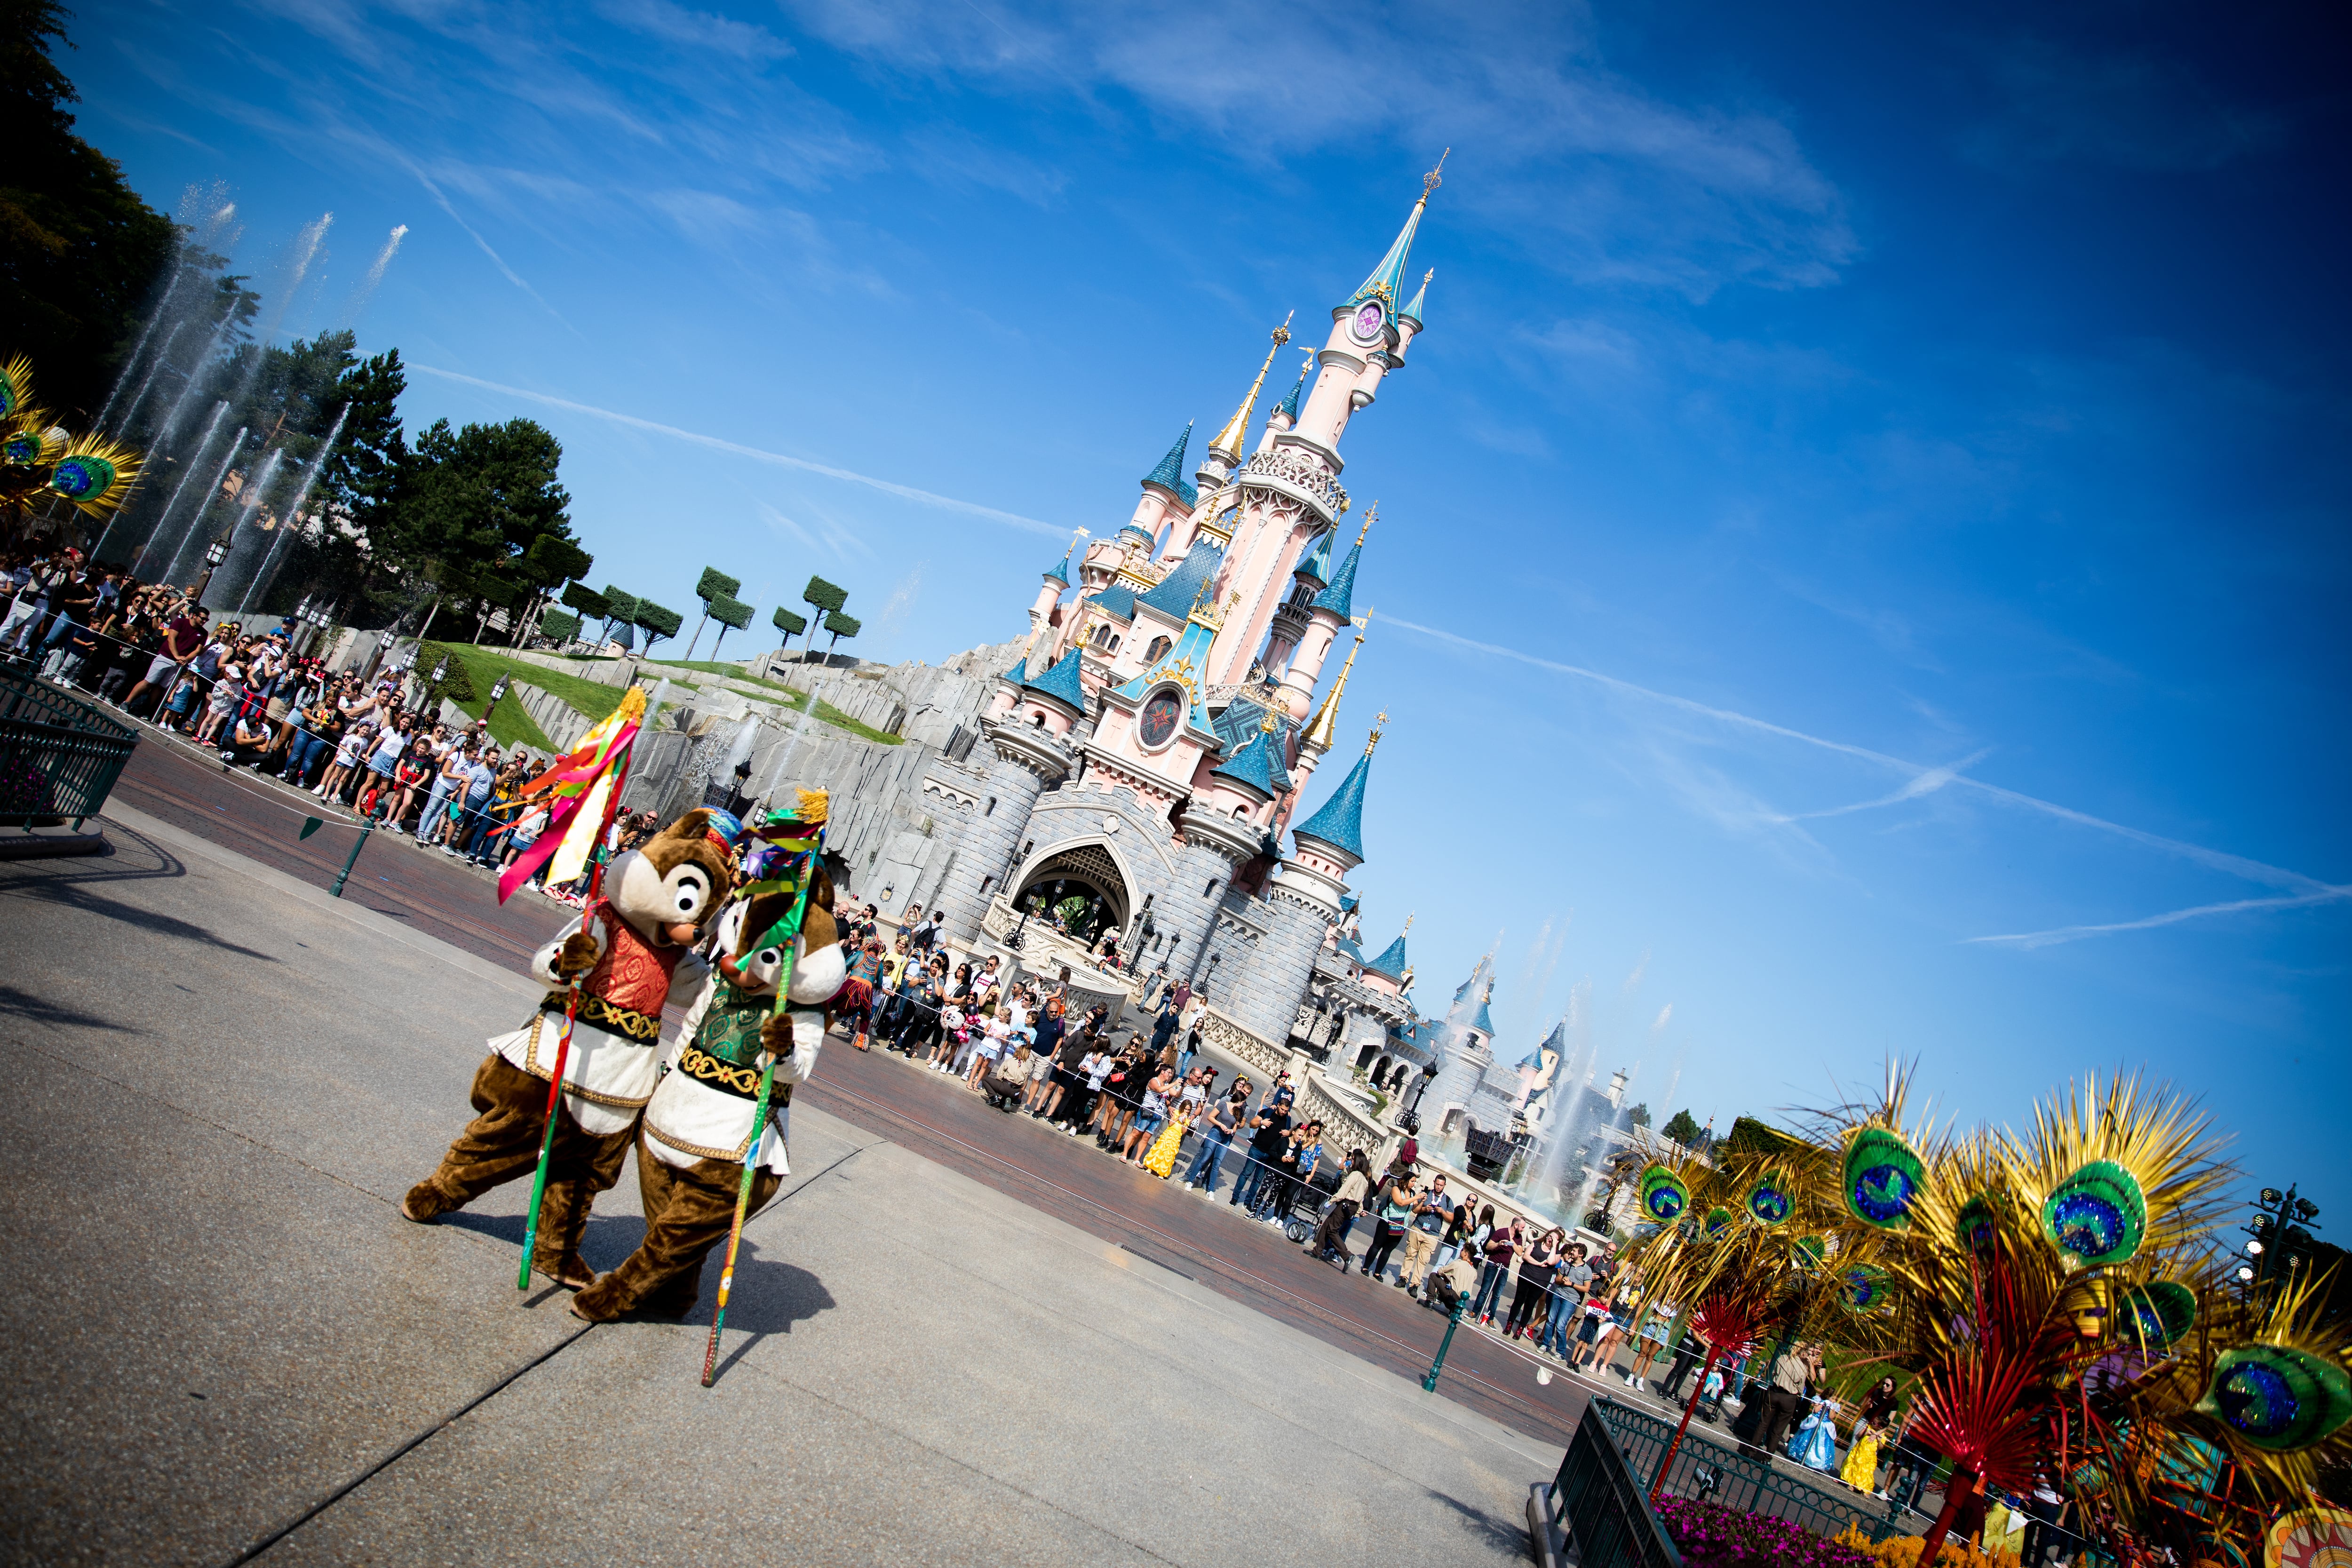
[{"left": 583, "top": 898, "right": 684, "bottom": 1017}]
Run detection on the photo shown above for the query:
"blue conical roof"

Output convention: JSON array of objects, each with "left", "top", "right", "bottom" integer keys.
[
  {"left": 1144, "top": 422, "right": 1192, "bottom": 494},
  {"left": 1210, "top": 728, "right": 1285, "bottom": 798},
  {"left": 1400, "top": 270, "right": 1430, "bottom": 330},
  {"left": 1274, "top": 365, "right": 1308, "bottom": 425},
  {"left": 1021, "top": 645, "right": 1087, "bottom": 711},
  {"left": 1364, "top": 931, "right": 1408, "bottom": 979},
  {"left": 1088, "top": 584, "right": 1136, "bottom": 621},
  {"left": 1135, "top": 537, "right": 1223, "bottom": 621},
  {"left": 1043, "top": 551, "right": 1070, "bottom": 585},
  {"left": 1311, "top": 538, "right": 1361, "bottom": 619},
  {"left": 1296, "top": 529, "right": 1333, "bottom": 588},
  {"left": 1347, "top": 192, "right": 1428, "bottom": 314},
  {"left": 1470, "top": 985, "right": 1497, "bottom": 1039},
  {"left": 1291, "top": 745, "right": 1370, "bottom": 860}
]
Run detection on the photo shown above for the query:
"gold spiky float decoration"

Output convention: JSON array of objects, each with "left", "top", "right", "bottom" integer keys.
[
  {"left": 0, "top": 356, "right": 143, "bottom": 529},
  {"left": 1625, "top": 1066, "right": 2350, "bottom": 1567}
]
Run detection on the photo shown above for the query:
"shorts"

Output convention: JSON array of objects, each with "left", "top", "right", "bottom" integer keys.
[
  {"left": 1134, "top": 1109, "right": 1166, "bottom": 1136},
  {"left": 145, "top": 653, "right": 183, "bottom": 684},
  {"left": 1579, "top": 1317, "right": 1601, "bottom": 1343},
  {"left": 369, "top": 755, "right": 398, "bottom": 778}
]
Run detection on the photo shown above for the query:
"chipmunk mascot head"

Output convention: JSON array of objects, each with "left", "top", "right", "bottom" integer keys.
[
  {"left": 549, "top": 807, "right": 745, "bottom": 980},
  {"left": 706, "top": 859, "right": 851, "bottom": 1041}
]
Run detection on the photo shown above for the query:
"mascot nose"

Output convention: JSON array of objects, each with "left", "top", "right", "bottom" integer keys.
[{"left": 663, "top": 921, "right": 699, "bottom": 946}]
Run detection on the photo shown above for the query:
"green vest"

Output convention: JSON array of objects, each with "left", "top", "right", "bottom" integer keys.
[{"left": 673, "top": 978, "right": 791, "bottom": 1105}]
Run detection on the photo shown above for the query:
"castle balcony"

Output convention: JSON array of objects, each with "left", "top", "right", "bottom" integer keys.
[{"left": 1239, "top": 448, "right": 1350, "bottom": 528}]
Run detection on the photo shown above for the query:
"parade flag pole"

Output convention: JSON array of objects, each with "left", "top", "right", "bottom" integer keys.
[
  {"left": 702, "top": 803, "right": 825, "bottom": 1386},
  {"left": 510, "top": 689, "right": 646, "bottom": 1293}
]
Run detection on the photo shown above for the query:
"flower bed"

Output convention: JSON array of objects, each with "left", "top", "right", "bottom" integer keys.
[
  {"left": 1826, "top": 1526, "right": 2021, "bottom": 1568},
  {"left": 1655, "top": 1498, "right": 1876, "bottom": 1568}
]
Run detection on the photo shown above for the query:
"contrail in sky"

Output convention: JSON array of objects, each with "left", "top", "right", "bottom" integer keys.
[
  {"left": 413, "top": 365, "right": 1064, "bottom": 538},
  {"left": 1373, "top": 610, "right": 2344, "bottom": 945},
  {"left": 1375, "top": 611, "right": 2331, "bottom": 896}
]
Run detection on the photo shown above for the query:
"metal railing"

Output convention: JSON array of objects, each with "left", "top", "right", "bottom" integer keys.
[
  {"left": 1544, "top": 1399, "right": 1685, "bottom": 1568},
  {"left": 1590, "top": 1396, "right": 1910, "bottom": 1544},
  {"left": 0, "top": 668, "right": 137, "bottom": 829}
]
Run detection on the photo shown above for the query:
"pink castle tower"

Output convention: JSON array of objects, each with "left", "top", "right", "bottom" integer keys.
[{"left": 917, "top": 162, "right": 1446, "bottom": 1058}]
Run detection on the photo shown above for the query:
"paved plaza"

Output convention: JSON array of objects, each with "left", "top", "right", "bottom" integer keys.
[{"left": 0, "top": 806, "right": 1552, "bottom": 1566}]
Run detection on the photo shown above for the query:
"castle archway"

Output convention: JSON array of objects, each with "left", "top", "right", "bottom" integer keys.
[{"left": 1012, "top": 841, "right": 1132, "bottom": 944}]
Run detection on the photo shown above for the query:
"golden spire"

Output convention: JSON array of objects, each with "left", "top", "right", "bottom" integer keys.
[
  {"left": 1402, "top": 911, "right": 1414, "bottom": 934},
  {"left": 1302, "top": 622, "right": 1366, "bottom": 751},
  {"left": 1209, "top": 314, "right": 1293, "bottom": 460},
  {"left": 1355, "top": 501, "right": 1377, "bottom": 547},
  {"left": 1367, "top": 709, "right": 1388, "bottom": 755}
]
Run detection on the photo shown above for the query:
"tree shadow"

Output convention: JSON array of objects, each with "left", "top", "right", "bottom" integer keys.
[
  {"left": 1422, "top": 1487, "right": 1533, "bottom": 1559},
  {"left": 0, "top": 984, "right": 140, "bottom": 1033},
  {"left": 707, "top": 1246, "right": 838, "bottom": 1383},
  {"left": 0, "top": 873, "right": 280, "bottom": 963}
]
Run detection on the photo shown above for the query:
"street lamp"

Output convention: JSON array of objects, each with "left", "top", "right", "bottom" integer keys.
[
  {"left": 2243, "top": 1183, "right": 2323, "bottom": 1298},
  {"left": 1399, "top": 1059, "right": 1439, "bottom": 1135},
  {"left": 192, "top": 537, "right": 230, "bottom": 605},
  {"left": 482, "top": 671, "right": 512, "bottom": 729}
]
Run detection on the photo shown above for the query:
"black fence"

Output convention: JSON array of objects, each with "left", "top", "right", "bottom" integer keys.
[
  {"left": 1591, "top": 1395, "right": 1910, "bottom": 1544},
  {"left": 1535, "top": 1398, "right": 1685, "bottom": 1568},
  {"left": 0, "top": 667, "right": 136, "bottom": 829}
]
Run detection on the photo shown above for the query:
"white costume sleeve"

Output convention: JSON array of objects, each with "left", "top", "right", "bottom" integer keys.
[
  {"left": 666, "top": 972, "right": 718, "bottom": 1071},
  {"left": 528, "top": 910, "right": 603, "bottom": 988}
]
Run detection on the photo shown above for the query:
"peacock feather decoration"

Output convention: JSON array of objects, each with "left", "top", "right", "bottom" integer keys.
[{"left": 0, "top": 354, "right": 144, "bottom": 524}]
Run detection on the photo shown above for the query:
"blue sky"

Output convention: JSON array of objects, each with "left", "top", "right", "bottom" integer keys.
[{"left": 83, "top": 1, "right": 2347, "bottom": 1216}]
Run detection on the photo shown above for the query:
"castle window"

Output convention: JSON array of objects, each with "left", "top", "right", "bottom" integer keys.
[
  {"left": 1144, "top": 635, "right": 1171, "bottom": 663},
  {"left": 1032, "top": 711, "right": 1046, "bottom": 727},
  {"left": 1202, "top": 878, "right": 1219, "bottom": 899}
]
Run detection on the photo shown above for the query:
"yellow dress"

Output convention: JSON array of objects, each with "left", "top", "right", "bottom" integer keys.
[
  {"left": 1840, "top": 1423, "right": 1880, "bottom": 1492},
  {"left": 1143, "top": 1114, "right": 1188, "bottom": 1178}
]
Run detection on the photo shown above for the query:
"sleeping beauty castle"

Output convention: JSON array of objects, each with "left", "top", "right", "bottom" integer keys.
[{"left": 905, "top": 164, "right": 1454, "bottom": 1089}]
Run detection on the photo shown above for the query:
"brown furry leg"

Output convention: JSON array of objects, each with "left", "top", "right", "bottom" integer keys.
[
  {"left": 403, "top": 1054, "right": 555, "bottom": 1221},
  {"left": 530, "top": 1114, "right": 635, "bottom": 1288},
  {"left": 572, "top": 1146, "right": 779, "bottom": 1322}
]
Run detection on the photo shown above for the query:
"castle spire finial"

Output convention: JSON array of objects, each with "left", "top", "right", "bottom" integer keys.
[
  {"left": 1367, "top": 711, "right": 1388, "bottom": 754},
  {"left": 1425, "top": 149, "right": 1448, "bottom": 199},
  {"left": 1210, "top": 314, "right": 1293, "bottom": 460},
  {"left": 1302, "top": 621, "right": 1366, "bottom": 751},
  {"left": 1357, "top": 501, "right": 1377, "bottom": 546}
]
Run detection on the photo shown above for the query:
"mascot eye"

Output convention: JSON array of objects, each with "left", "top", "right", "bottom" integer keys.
[
  {"left": 671, "top": 875, "right": 706, "bottom": 916},
  {"left": 757, "top": 949, "right": 780, "bottom": 967}
]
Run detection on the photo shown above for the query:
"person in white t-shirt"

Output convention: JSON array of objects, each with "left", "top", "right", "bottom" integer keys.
[{"left": 966, "top": 1005, "right": 1013, "bottom": 1090}]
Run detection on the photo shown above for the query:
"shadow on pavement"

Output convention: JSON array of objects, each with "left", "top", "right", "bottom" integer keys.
[{"left": 708, "top": 1250, "right": 838, "bottom": 1383}]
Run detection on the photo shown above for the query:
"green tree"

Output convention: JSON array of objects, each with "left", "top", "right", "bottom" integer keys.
[
  {"left": 538, "top": 608, "right": 581, "bottom": 645},
  {"left": 560, "top": 581, "right": 609, "bottom": 623},
  {"left": 632, "top": 598, "right": 681, "bottom": 657},
  {"left": 706, "top": 592, "right": 753, "bottom": 661},
  {"left": 0, "top": 0, "right": 176, "bottom": 421},
  {"left": 598, "top": 584, "right": 639, "bottom": 648},
  {"left": 771, "top": 603, "right": 806, "bottom": 651},
  {"left": 1626, "top": 1102, "right": 1652, "bottom": 1129},
  {"left": 800, "top": 574, "right": 846, "bottom": 655},
  {"left": 821, "top": 608, "right": 860, "bottom": 657},
  {"left": 1661, "top": 1109, "right": 1703, "bottom": 1147},
  {"left": 389, "top": 416, "right": 574, "bottom": 641},
  {"left": 683, "top": 564, "right": 740, "bottom": 660}
]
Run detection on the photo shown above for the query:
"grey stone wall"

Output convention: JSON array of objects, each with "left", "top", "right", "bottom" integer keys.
[
  {"left": 930, "top": 734, "right": 1063, "bottom": 945},
  {"left": 1211, "top": 882, "right": 1337, "bottom": 1054}
]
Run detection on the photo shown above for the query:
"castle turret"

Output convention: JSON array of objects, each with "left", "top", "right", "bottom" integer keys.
[
  {"left": 1204, "top": 160, "right": 1440, "bottom": 691},
  {"left": 1277, "top": 508, "right": 1369, "bottom": 721}
]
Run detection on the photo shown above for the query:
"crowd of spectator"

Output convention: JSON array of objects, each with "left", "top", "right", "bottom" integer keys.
[{"left": 3, "top": 545, "right": 576, "bottom": 889}]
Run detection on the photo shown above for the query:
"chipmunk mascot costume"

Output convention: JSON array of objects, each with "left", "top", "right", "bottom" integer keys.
[
  {"left": 402, "top": 807, "right": 747, "bottom": 1288},
  {"left": 570, "top": 859, "right": 854, "bottom": 1323}
]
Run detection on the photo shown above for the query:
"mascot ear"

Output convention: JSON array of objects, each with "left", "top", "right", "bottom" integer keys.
[
  {"left": 665, "top": 808, "right": 715, "bottom": 848},
  {"left": 808, "top": 861, "right": 836, "bottom": 913},
  {"left": 800, "top": 898, "right": 839, "bottom": 955}
]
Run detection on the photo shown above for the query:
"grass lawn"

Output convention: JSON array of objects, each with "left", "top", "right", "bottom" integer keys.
[
  {"left": 637, "top": 659, "right": 903, "bottom": 744},
  {"left": 452, "top": 646, "right": 898, "bottom": 744},
  {"left": 418, "top": 642, "right": 555, "bottom": 753}
]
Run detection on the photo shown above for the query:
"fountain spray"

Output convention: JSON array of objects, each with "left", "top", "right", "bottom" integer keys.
[{"left": 160, "top": 427, "right": 246, "bottom": 586}]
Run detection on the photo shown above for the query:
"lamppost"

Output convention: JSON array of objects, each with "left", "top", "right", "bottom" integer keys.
[
  {"left": 1399, "top": 1059, "right": 1439, "bottom": 1135},
  {"left": 192, "top": 537, "right": 230, "bottom": 605},
  {"left": 2244, "top": 1184, "right": 2322, "bottom": 1298},
  {"left": 481, "top": 671, "right": 511, "bottom": 730}
]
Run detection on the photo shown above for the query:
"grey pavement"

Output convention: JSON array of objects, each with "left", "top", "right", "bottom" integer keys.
[{"left": 1, "top": 804, "right": 1553, "bottom": 1566}]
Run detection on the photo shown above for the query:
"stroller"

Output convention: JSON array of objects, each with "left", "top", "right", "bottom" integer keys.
[{"left": 1270, "top": 1166, "right": 1343, "bottom": 1246}]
